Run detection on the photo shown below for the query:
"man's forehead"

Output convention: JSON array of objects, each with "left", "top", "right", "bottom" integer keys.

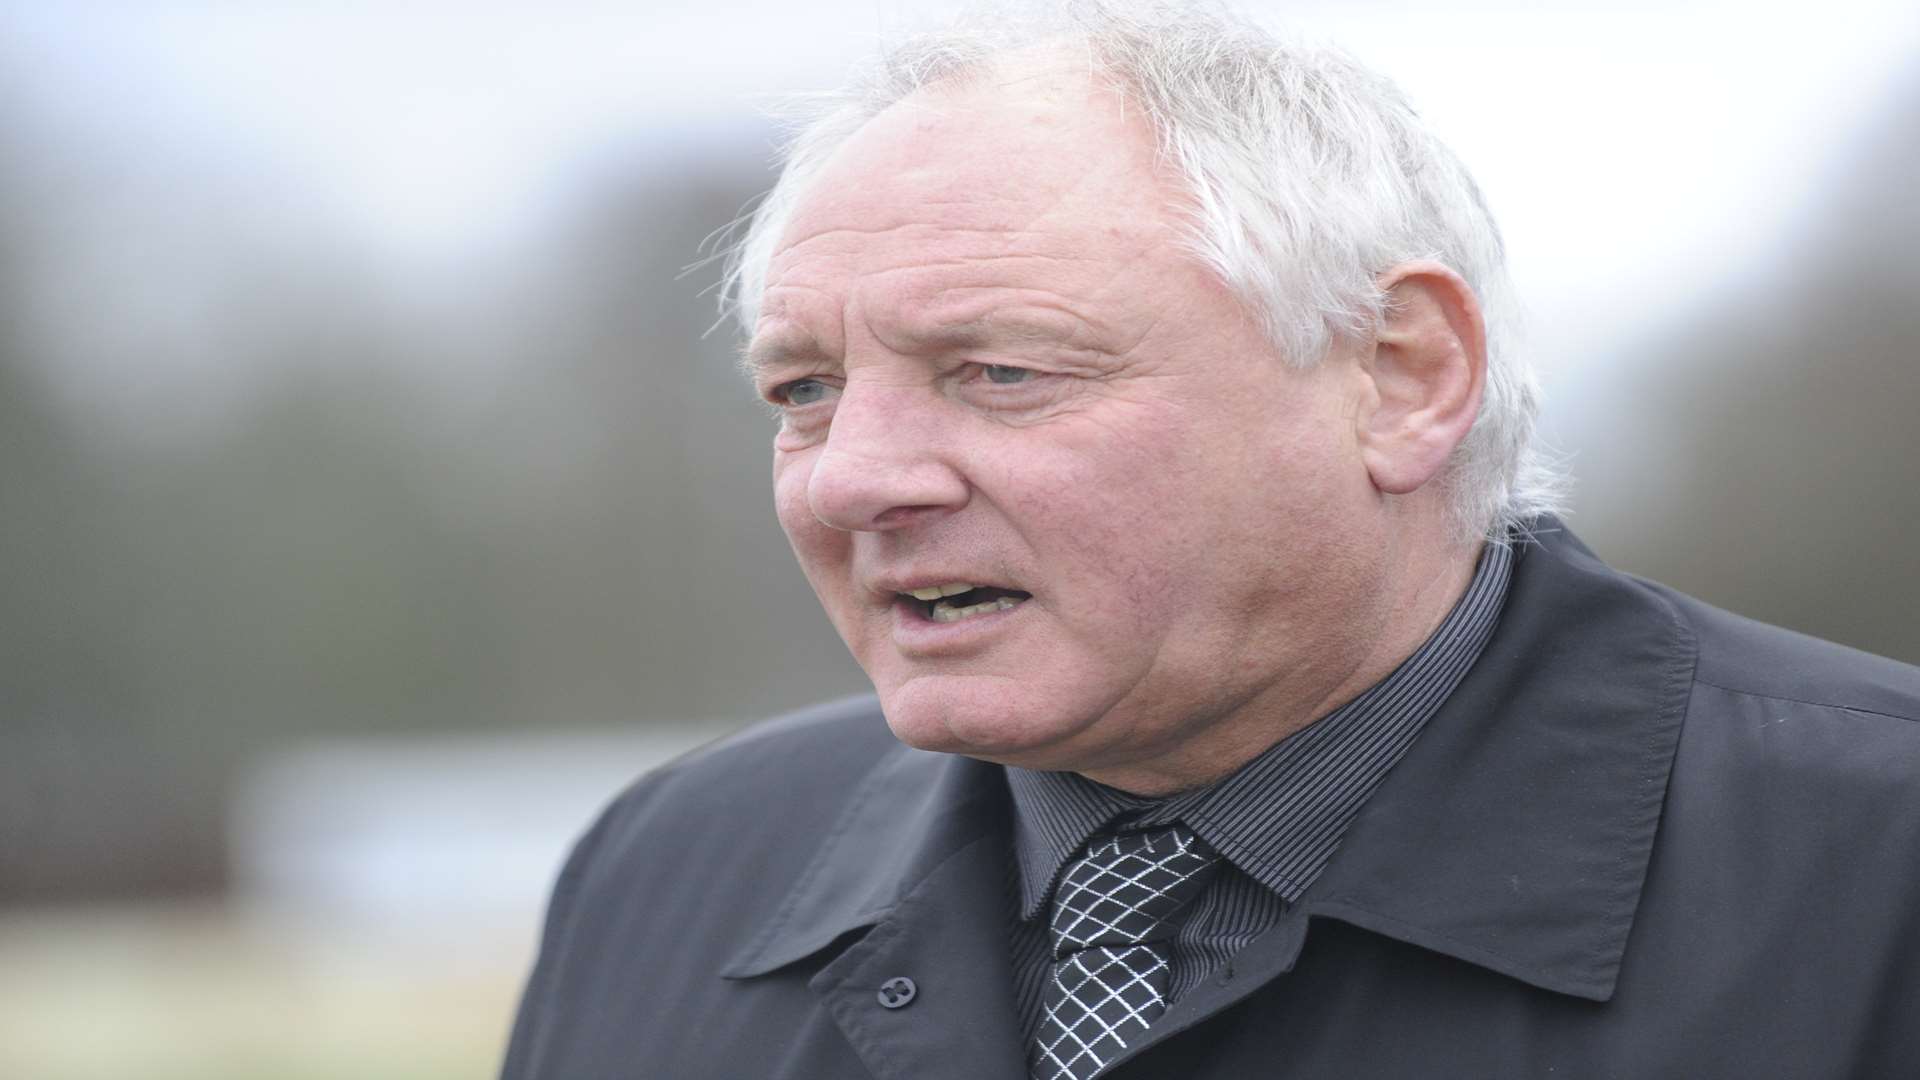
[
  {"left": 780, "top": 69, "right": 1162, "bottom": 238},
  {"left": 749, "top": 57, "right": 1200, "bottom": 367}
]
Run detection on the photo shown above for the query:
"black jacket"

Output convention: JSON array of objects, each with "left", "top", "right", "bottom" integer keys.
[{"left": 502, "top": 525, "right": 1920, "bottom": 1078}]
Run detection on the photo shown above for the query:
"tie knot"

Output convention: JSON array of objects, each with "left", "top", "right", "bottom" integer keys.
[{"left": 1049, "top": 824, "right": 1219, "bottom": 955}]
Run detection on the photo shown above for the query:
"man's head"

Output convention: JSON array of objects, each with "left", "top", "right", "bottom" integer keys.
[{"left": 730, "top": 1, "right": 1563, "bottom": 792}]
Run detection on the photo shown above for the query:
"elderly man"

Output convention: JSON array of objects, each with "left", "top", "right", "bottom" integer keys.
[{"left": 502, "top": 4, "right": 1920, "bottom": 1078}]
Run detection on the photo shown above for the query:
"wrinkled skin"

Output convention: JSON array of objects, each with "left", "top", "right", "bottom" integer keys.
[{"left": 749, "top": 64, "right": 1478, "bottom": 794}]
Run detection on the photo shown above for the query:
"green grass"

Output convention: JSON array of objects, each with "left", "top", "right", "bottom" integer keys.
[{"left": 0, "top": 901, "right": 527, "bottom": 1080}]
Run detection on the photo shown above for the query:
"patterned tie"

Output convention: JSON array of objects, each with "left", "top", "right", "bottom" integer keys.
[{"left": 1029, "top": 824, "right": 1220, "bottom": 1080}]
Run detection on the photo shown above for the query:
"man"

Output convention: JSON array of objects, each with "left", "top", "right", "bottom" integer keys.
[{"left": 503, "top": 3, "right": 1920, "bottom": 1077}]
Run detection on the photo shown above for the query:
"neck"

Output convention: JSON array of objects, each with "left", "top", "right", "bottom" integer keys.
[{"left": 1084, "top": 530, "right": 1485, "bottom": 796}]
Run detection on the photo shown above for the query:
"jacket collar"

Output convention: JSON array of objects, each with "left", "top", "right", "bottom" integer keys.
[
  {"left": 1302, "top": 521, "right": 1694, "bottom": 1001},
  {"left": 725, "top": 520, "right": 1695, "bottom": 1003},
  {"left": 721, "top": 736, "right": 1009, "bottom": 978}
]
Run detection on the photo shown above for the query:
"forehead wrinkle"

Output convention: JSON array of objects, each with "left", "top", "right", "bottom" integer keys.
[
  {"left": 773, "top": 220, "right": 1047, "bottom": 273},
  {"left": 883, "top": 295, "right": 1114, "bottom": 355}
]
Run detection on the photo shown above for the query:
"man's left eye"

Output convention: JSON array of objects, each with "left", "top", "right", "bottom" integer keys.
[{"left": 982, "top": 364, "right": 1033, "bottom": 385}]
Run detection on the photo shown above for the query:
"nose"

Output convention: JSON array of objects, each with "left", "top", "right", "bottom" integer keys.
[{"left": 805, "top": 383, "right": 968, "bottom": 532}]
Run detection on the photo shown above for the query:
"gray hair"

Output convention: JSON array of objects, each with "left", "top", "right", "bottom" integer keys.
[{"left": 721, "top": 0, "right": 1567, "bottom": 541}]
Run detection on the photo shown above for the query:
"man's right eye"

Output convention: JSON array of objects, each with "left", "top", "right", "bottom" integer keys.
[{"left": 777, "top": 379, "right": 831, "bottom": 406}]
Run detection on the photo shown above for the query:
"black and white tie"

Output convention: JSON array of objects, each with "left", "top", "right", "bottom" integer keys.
[{"left": 1029, "top": 824, "right": 1220, "bottom": 1080}]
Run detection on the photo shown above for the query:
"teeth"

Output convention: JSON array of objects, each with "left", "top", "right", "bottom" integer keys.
[
  {"left": 907, "top": 582, "right": 979, "bottom": 601},
  {"left": 928, "top": 595, "right": 1026, "bottom": 623}
]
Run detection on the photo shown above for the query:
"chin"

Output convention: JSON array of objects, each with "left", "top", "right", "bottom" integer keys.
[{"left": 876, "top": 674, "right": 1109, "bottom": 770}]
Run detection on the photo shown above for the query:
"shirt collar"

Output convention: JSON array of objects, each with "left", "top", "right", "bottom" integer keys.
[
  {"left": 1004, "top": 540, "right": 1513, "bottom": 918},
  {"left": 727, "top": 520, "right": 1691, "bottom": 1003}
]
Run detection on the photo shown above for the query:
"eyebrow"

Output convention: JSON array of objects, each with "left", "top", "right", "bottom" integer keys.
[
  {"left": 743, "top": 312, "right": 1093, "bottom": 379},
  {"left": 742, "top": 331, "right": 830, "bottom": 382}
]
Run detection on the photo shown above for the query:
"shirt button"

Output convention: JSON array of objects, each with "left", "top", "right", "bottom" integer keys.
[{"left": 877, "top": 976, "right": 917, "bottom": 1009}]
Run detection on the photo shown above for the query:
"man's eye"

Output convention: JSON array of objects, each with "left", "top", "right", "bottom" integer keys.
[
  {"left": 779, "top": 379, "right": 831, "bottom": 405},
  {"left": 982, "top": 364, "right": 1032, "bottom": 385}
]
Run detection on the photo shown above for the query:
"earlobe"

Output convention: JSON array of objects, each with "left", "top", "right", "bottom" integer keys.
[{"left": 1357, "top": 261, "right": 1487, "bottom": 497}]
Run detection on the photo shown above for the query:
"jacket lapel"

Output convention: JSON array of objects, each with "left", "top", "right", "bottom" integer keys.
[
  {"left": 722, "top": 745, "right": 1029, "bottom": 1080},
  {"left": 1303, "top": 523, "right": 1697, "bottom": 1001},
  {"left": 810, "top": 830, "right": 1030, "bottom": 1080}
]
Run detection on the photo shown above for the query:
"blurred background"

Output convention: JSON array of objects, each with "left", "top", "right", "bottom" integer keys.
[{"left": 2, "top": 1, "right": 1915, "bottom": 1076}]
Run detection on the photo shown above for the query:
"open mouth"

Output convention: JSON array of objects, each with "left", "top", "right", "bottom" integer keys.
[{"left": 899, "top": 582, "right": 1033, "bottom": 624}]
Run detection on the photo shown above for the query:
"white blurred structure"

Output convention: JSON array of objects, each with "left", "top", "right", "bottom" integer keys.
[{"left": 230, "top": 727, "right": 728, "bottom": 930}]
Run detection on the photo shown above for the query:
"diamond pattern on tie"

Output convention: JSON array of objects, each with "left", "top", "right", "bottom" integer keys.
[{"left": 1030, "top": 825, "right": 1219, "bottom": 1080}]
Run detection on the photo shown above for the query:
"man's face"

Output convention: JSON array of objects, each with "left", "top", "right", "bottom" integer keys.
[{"left": 750, "top": 72, "right": 1392, "bottom": 791}]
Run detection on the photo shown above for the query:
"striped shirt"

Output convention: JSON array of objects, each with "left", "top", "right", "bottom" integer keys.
[{"left": 1004, "top": 541, "right": 1513, "bottom": 1042}]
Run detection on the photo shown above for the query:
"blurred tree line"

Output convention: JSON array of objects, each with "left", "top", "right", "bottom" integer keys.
[
  {"left": 1567, "top": 74, "right": 1920, "bottom": 662},
  {"left": 1, "top": 76, "right": 1915, "bottom": 904},
  {"left": 0, "top": 121, "right": 865, "bottom": 902}
]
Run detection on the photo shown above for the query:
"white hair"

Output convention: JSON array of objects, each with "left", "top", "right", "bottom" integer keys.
[{"left": 721, "top": 0, "right": 1567, "bottom": 541}]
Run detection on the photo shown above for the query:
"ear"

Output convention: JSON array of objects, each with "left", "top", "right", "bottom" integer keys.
[{"left": 1356, "top": 260, "right": 1487, "bottom": 496}]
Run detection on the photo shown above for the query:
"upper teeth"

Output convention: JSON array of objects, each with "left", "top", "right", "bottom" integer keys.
[{"left": 908, "top": 582, "right": 979, "bottom": 601}]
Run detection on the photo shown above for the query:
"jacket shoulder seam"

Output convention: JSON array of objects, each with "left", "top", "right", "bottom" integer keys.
[{"left": 1691, "top": 677, "right": 1920, "bottom": 725}]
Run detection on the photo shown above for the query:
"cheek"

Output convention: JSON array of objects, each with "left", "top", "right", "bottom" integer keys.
[
  {"left": 1016, "top": 404, "right": 1331, "bottom": 639},
  {"left": 1000, "top": 428, "right": 1196, "bottom": 626},
  {"left": 771, "top": 455, "right": 812, "bottom": 541},
  {"left": 773, "top": 454, "right": 845, "bottom": 587}
]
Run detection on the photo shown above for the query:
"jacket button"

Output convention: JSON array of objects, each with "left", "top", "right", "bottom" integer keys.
[{"left": 877, "top": 976, "right": 917, "bottom": 1009}]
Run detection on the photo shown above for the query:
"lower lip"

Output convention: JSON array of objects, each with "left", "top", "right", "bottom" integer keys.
[{"left": 889, "top": 597, "right": 1030, "bottom": 654}]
